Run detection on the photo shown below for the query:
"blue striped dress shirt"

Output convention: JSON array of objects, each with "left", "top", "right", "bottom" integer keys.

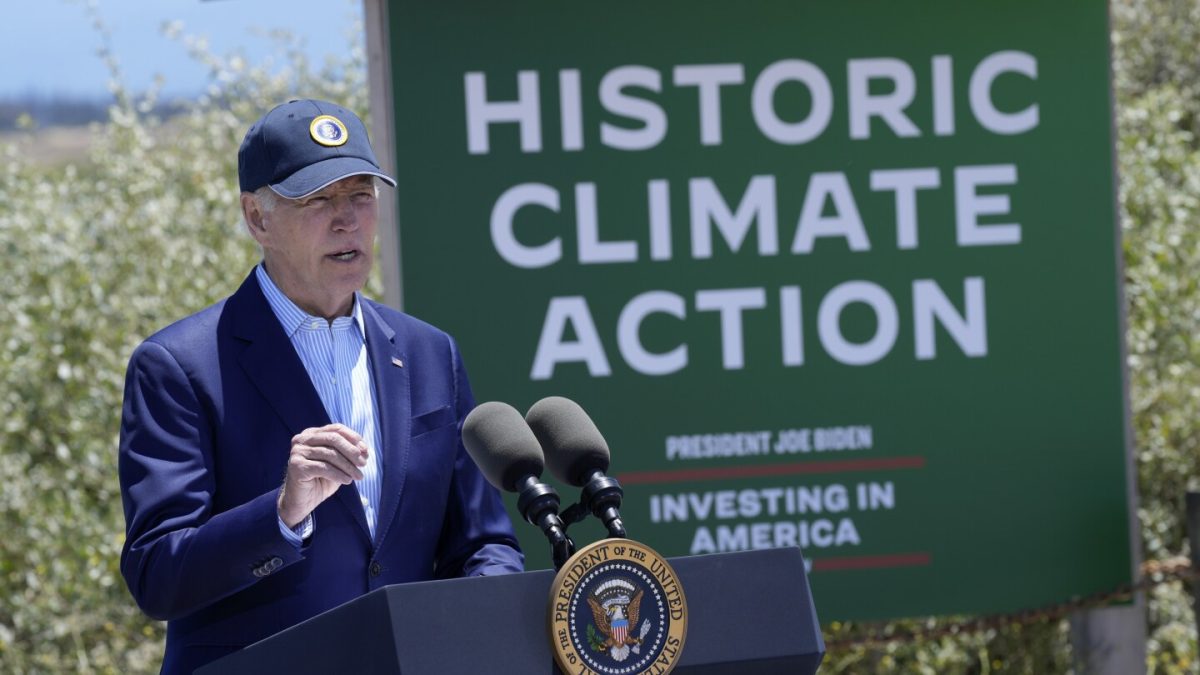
[{"left": 256, "top": 264, "right": 384, "bottom": 542}]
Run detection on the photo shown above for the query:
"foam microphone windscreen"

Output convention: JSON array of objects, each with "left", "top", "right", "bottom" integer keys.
[
  {"left": 525, "top": 396, "right": 611, "bottom": 486},
  {"left": 462, "top": 401, "right": 546, "bottom": 492}
]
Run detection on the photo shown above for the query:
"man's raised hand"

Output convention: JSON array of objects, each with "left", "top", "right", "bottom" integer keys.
[{"left": 278, "top": 423, "right": 369, "bottom": 528}]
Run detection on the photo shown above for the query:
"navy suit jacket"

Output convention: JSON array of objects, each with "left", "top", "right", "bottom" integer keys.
[{"left": 118, "top": 272, "right": 523, "bottom": 674}]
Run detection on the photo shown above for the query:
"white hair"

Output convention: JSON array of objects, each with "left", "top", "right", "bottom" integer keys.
[
  {"left": 253, "top": 185, "right": 280, "bottom": 213},
  {"left": 251, "top": 177, "right": 382, "bottom": 215}
]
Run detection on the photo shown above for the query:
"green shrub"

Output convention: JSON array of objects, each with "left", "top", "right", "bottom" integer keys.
[{"left": 0, "top": 12, "right": 373, "bottom": 673}]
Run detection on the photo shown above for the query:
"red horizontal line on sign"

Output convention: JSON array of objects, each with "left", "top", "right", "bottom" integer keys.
[
  {"left": 615, "top": 456, "right": 926, "bottom": 485},
  {"left": 812, "top": 552, "right": 933, "bottom": 572}
]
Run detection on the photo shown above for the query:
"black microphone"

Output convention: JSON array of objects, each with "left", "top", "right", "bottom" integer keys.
[
  {"left": 462, "top": 401, "right": 575, "bottom": 569},
  {"left": 525, "top": 396, "right": 627, "bottom": 539}
]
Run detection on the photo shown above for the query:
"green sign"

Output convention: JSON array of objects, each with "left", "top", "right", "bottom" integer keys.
[{"left": 388, "top": 0, "right": 1133, "bottom": 620}]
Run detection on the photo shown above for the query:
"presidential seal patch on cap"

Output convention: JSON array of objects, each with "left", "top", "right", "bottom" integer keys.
[
  {"left": 309, "top": 114, "right": 349, "bottom": 147},
  {"left": 548, "top": 539, "right": 687, "bottom": 675}
]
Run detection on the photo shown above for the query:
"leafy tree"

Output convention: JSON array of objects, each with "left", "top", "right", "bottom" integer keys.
[
  {"left": 0, "top": 10, "right": 373, "bottom": 672},
  {"left": 1116, "top": 1, "right": 1200, "bottom": 672}
]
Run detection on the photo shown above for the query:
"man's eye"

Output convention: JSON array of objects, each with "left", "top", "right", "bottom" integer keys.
[
  {"left": 352, "top": 192, "right": 375, "bottom": 202},
  {"left": 306, "top": 197, "right": 329, "bottom": 207}
]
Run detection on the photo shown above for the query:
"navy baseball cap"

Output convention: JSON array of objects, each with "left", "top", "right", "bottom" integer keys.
[{"left": 238, "top": 99, "right": 396, "bottom": 199}]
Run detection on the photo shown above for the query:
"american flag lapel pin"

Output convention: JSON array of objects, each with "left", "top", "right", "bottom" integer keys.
[{"left": 391, "top": 357, "right": 404, "bottom": 368}]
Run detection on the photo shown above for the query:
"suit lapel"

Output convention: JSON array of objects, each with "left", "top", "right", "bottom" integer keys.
[
  {"left": 361, "top": 300, "right": 411, "bottom": 550},
  {"left": 230, "top": 272, "right": 373, "bottom": 544}
]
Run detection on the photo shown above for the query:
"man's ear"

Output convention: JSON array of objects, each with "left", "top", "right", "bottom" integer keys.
[{"left": 241, "top": 193, "right": 267, "bottom": 240}]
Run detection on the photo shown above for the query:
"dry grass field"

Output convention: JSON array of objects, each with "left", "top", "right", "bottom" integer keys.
[{"left": 1, "top": 125, "right": 95, "bottom": 166}]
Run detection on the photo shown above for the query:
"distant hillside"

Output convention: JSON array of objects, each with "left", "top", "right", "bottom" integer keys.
[
  {"left": 0, "top": 125, "right": 94, "bottom": 166},
  {"left": 0, "top": 94, "right": 190, "bottom": 131},
  {"left": 0, "top": 96, "right": 107, "bottom": 130},
  {"left": 0, "top": 95, "right": 198, "bottom": 166}
]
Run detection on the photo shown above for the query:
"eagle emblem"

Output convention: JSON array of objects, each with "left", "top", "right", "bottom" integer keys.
[
  {"left": 309, "top": 114, "right": 349, "bottom": 147},
  {"left": 586, "top": 578, "right": 650, "bottom": 662},
  {"left": 547, "top": 540, "right": 687, "bottom": 675}
]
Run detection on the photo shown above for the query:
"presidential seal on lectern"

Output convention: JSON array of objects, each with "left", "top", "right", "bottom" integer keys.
[{"left": 548, "top": 539, "right": 688, "bottom": 675}]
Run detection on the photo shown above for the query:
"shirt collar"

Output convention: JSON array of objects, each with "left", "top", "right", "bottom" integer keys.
[{"left": 255, "top": 263, "right": 365, "bottom": 338}]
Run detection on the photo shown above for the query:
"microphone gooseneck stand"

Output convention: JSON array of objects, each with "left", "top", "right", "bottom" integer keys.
[
  {"left": 560, "top": 470, "right": 627, "bottom": 539},
  {"left": 516, "top": 475, "right": 576, "bottom": 570}
]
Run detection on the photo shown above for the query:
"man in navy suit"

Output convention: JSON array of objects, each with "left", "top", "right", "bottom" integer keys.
[{"left": 118, "top": 99, "right": 523, "bottom": 674}]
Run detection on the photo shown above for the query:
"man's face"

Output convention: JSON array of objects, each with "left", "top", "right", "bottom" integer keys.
[{"left": 245, "top": 175, "right": 379, "bottom": 319}]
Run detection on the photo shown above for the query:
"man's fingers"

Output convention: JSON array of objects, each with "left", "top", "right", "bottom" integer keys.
[
  {"left": 298, "top": 444, "right": 365, "bottom": 481},
  {"left": 313, "top": 423, "right": 365, "bottom": 448},
  {"left": 286, "top": 426, "right": 371, "bottom": 497},
  {"left": 294, "top": 430, "right": 368, "bottom": 464},
  {"left": 289, "top": 453, "right": 357, "bottom": 485},
  {"left": 327, "top": 425, "right": 370, "bottom": 457}
]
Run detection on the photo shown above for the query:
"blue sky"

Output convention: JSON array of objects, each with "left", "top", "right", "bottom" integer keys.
[{"left": 0, "top": 0, "right": 360, "bottom": 98}]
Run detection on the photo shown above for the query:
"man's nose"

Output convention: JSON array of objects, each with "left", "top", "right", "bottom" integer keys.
[{"left": 330, "top": 195, "right": 358, "bottom": 230}]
